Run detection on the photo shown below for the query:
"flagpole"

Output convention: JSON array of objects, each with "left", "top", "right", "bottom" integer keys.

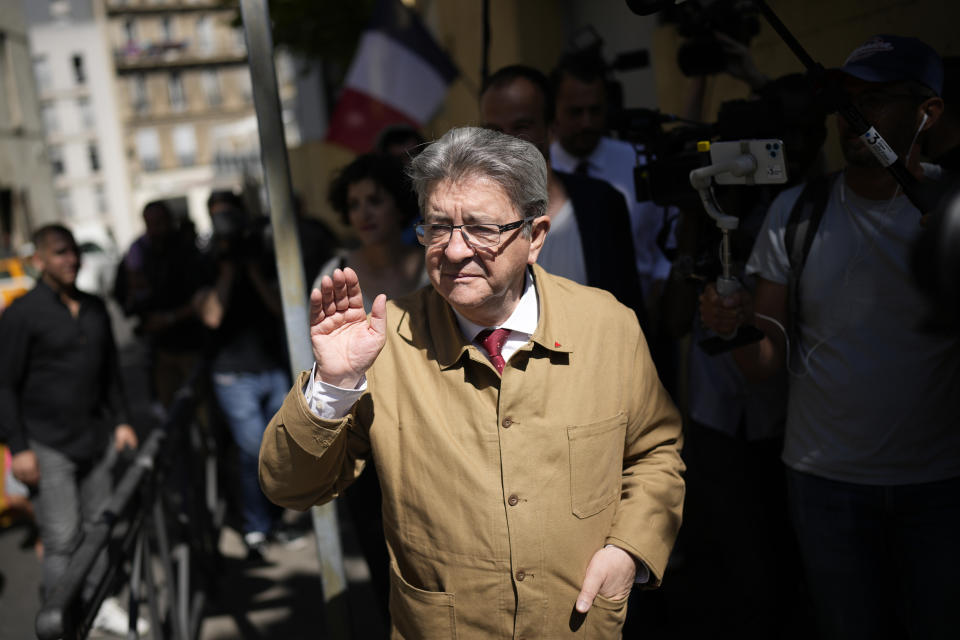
[
  {"left": 237, "top": 1, "right": 352, "bottom": 637},
  {"left": 481, "top": 0, "right": 491, "bottom": 86}
]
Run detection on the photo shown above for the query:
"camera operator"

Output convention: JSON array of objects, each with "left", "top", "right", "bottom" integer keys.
[
  {"left": 194, "top": 190, "right": 289, "bottom": 560},
  {"left": 663, "top": 69, "right": 829, "bottom": 638},
  {"left": 549, "top": 51, "right": 672, "bottom": 312},
  {"left": 699, "top": 35, "right": 960, "bottom": 640}
]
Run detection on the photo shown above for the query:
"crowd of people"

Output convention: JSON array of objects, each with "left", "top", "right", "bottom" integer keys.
[{"left": 1, "top": 28, "right": 957, "bottom": 640}]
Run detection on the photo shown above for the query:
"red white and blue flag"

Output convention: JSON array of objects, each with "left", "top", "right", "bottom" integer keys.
[{"left": 325, "top": 0, "right": 458, "bottom": 152}]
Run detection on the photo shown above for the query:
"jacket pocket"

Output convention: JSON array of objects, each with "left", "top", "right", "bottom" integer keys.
[
  {"left": 388, "top": 562, "right": 458, "bottom": 639},
  {"left": 585, "top": 592, "right": 629, "bottom": 639},
  {"left": 567, "top": 413, "right": 626, "bottom": 518}
]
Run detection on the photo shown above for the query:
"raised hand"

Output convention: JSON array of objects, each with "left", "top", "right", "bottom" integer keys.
[{"left": 310, "top": 267, "right": 387, "bottom": 389}]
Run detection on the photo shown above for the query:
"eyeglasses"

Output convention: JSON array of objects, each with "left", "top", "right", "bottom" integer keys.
[{"left": 414, "top": 216, "right": 536, "bottom": 248}]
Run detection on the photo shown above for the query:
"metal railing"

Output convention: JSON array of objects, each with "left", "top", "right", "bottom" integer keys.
[{"left": 36, "top": 365, "right": 223, "bottom": 640}]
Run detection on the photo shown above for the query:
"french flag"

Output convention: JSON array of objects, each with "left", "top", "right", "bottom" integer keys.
[{"left": 325, "top": 0, "right": 458, "bottom": 153}]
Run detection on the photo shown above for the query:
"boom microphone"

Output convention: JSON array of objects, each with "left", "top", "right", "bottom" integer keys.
[{"left": 625, "top": 0, "right": 688, "bottom": 16}]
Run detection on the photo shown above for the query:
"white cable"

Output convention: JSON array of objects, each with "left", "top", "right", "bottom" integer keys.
[{"left": 754, "top": 311, "right": 790, "bottom": 371}]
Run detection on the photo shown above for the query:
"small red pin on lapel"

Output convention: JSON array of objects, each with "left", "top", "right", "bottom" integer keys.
[{"left": 554, "top": 341, "right": 561, "bottom": 347}]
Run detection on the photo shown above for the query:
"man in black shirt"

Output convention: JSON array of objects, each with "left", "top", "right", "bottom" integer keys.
[{"left": 0, "top": 224, "right": 137, "bottom": 599}]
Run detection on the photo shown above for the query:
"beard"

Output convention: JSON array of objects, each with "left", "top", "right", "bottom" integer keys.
[
  {"left": 841, "top": 136, "right": 884, "bottom": 168},
  {"left": 839, "top": 110, "right": 918, "bottom": 169}
]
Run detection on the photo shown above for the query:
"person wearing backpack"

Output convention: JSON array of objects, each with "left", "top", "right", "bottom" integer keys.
[{"left": 700, "top": 35, "right": 960, "bottom": 640}]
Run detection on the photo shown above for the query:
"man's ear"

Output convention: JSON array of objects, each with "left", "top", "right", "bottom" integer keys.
[
  {"left": 526, "top": 214, "right": 551, "bottom": 265},
  {"left": 30, "top": 250, "right": 45, "bottom": 273},
  {"left": 919, "top": 96, "right": 944, "bottom": 131}
]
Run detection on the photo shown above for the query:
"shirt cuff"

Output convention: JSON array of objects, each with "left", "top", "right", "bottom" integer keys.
[
  {"left": 303, "top": 363, "right": 366, "bottom": 419},
  {"left": 605, "top": 544, "right": 650, "bottom": 585}
]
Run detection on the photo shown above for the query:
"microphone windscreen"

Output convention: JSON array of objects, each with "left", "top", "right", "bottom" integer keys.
[{"left": 625, "top": 0, "right": 678, "bottom": 16}]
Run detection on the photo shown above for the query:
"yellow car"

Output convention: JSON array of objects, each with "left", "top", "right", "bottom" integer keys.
[{"left": 0, "top": 257, "right": 34, "bottom": 315}]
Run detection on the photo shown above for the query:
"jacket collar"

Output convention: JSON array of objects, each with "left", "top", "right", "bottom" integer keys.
[{"left": 398, "top": 264, "right": 573, "bottom": 372}]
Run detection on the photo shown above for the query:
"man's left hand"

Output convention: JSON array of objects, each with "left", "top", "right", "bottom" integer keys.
[
  {"left": 114, "top": 424, "right": 138, "bottom": 451},
  {"left": 575, "top": 545, "right": 637, "bottom": 613}
]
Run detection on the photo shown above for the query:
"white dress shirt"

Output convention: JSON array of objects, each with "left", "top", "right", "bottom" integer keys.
[
  {"left": 531, "top": 199, "right": 588, "bottom": 286},
  {"left": 551, "top": 137, "right": 673, "bottom": 297}
]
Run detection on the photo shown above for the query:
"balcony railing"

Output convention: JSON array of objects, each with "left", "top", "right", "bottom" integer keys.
[{"left": 113, "top": 40, "right": 247, "bottom": 72}]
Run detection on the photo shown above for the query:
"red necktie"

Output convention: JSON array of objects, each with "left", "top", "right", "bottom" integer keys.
[{"left": 477, "top": 328, "right": 510, "bottom": 374}]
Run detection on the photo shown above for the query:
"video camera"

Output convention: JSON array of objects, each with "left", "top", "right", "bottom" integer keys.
[{"left": 621, "top": 72, "right": 830, "bottom": 210}]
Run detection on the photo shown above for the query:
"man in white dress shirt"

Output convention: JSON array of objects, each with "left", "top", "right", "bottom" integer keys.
[{"left": 549, "top": 52, "right": 672, "bottom": 310}]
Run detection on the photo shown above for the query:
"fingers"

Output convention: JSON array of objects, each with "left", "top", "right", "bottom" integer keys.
[
  {"left": 576, "top": 556, "right": 604, "bottom": 614},
  {"left": 309, "top": 286, "right": 324, "bottom": 325},
  {"left": 333, "top": 269, "right": 351, "bottom": 312},
  {"left": 369, "top": 294, "right": 388, "bottom": 336},
  {"left": 12, "top": 452, "right": 40, "bottom": 486},
  {"left": 115, "top": 425, "right": 138, "bottom": 450},
  {"left": 700, "top": 284, "right": 749, "bottom": 334}
]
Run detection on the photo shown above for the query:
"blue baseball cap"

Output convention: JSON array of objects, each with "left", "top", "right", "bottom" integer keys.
[{"left": 840, "top": 34, "right": 943, "bottom": 96}]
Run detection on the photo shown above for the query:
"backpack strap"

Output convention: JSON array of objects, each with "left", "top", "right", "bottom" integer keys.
[
  {"left": 785, "top": 173, "right": 836, "bottom": 275},
  {"left": 784, "top": 172, "right": 838, "bottom": 350}
]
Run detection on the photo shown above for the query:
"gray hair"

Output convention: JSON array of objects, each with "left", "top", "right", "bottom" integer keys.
[{"left": 407, "top": 127, "right": 548, "bottom": 235}]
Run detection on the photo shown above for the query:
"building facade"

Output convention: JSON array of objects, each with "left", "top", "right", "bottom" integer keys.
[
  {"left": 0, "top": 0, "right": 58, "bottom": 255},
  {"left": 102, "top": 0, "right": 299, "bottom": 233},
  {"left": 25, "top": 0, "right": 135, "bottom": 253}
]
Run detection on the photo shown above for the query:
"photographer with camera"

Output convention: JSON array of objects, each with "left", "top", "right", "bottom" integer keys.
[
  {"left": 549, "top": 51, "right": 672, "bottom": 312},
  {"left": 699, "top": 35, "right": 960, "bottom": 640},
  {"left": 663, "top": 68, "right": 830, "bottom": 638},
  {"left": 194, "top": 190, "right": 290, "bottom": 560}
]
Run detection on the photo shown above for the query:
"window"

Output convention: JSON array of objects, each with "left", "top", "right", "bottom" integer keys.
[
  {"left": 236, "top": 70, "right": 252, "bottom": 104},
  {"left": 123, "top": 19, "right": 137, "bottom": 43},
  {"left": 172, "top": 125, "right": 196, "bottom": 167},
  {"left": 201, "top": 70, "right": 221, "bottom": 107},
  {"left": 41, "top": 103, "right": 59, "bottom": 134},
  {"left": 77, "top": 97, "right": 94, "bottom": 129},
  {"left": 49, "top": 0, "right": 70, "bottom": 19},
  {"left": 132, "top": 74, "right": 148, "bottom": 114},
  {"left": 33, "top": 56, "right": 52, "bottom": 93},
  {"left": 233, "top": 27, "right": 246, "bottom": 52},
  {"left": 95, "top": 185, "right": 108, "bottom": 213},
  {"left": 162, "top": 17, "right": 173, "bottom": 42},
  {"left": 196, "top": 15, "right": 214, "bottom": 54},
  {"left": 88, "top": 143, "right": 101, "bottom": 172},
  {"left": 49, "top": 145, "right": 65, "bottom": 175},
  {"left": 168, "top": 72, "right": 185, "bottom": 111},
  {"left": 72, "top": 54, "right": 86, "bottom": 85},
  {"left": 56, "top": 191, "right": 73, "bottom": 219},
  {"left": 136, "top": 128, "right": 160, "bottom": 171}
]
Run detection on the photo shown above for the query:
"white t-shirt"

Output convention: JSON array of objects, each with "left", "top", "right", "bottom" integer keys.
[
  {"left": 747, "top": 176, "right": 960, "bottom": 485},
  {"left": 551, "top": 137, "right": 673, "bottom": 295}
]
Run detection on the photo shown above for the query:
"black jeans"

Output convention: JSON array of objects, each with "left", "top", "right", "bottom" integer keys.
[{"left": 788, "top": 469, "right": 960, "bottom": 640}]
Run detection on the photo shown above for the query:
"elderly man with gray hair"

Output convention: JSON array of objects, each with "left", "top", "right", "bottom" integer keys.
[{"left": 259, "top": 126, "right": 684, "bottom": 638}]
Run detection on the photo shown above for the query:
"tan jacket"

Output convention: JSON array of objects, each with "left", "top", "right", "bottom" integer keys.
[{"left": 260, "top": 265, "right": 684, "bottom": 639}]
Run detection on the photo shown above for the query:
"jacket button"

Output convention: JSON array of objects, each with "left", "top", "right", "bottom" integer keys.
[
  {"left": 502, "top": 417, "right": 512, "bottom": 428},
  {"left": 508, "top": 494, "right": 519, "bottom": 506},
  {"left": 516, "top": 570, "right": 525, "bottom": 581}
]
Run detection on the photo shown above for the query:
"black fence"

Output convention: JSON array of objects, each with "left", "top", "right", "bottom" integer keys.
[{"left": 36, "top": 365, "right": 224, "bottom": 640}]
